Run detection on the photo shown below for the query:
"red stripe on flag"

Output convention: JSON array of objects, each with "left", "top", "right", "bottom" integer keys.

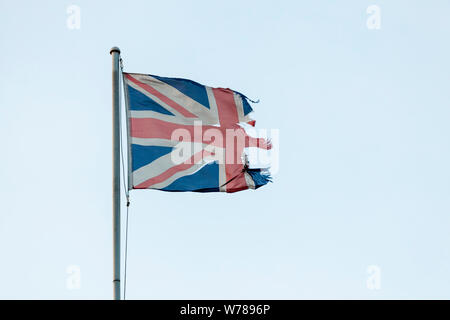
[
  {"left": 211, "top": 88, "right": 249, "bottom": 191},
  {"left": 224, "top": 165, "right": 249, "bottom": 193},
  {"left": 213, "top": 88, "right": 239, "bottom": 126},
  {"left": 131, "top": 118, "right": 271, "bottom": 150},
  {"left": 131, "top": 118, "right": 223, "bottom": 147}
]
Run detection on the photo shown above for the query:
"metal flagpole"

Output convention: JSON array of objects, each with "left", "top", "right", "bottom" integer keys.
[{"left": 110, "top": 46, "right": 121, "bottom": 300}]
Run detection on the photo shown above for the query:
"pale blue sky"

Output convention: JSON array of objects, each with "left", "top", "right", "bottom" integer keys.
[{"left": 1, "top": 0, "right": 450, "bottom": 299}]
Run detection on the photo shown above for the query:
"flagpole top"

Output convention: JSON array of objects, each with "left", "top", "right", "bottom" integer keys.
[{"left": 110, "top": 47, "right": 121, "bottom": 55}]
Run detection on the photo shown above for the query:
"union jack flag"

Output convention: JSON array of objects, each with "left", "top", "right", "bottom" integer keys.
[{"left": 123, "top": 73, "right": 272, "bottom": 193}]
